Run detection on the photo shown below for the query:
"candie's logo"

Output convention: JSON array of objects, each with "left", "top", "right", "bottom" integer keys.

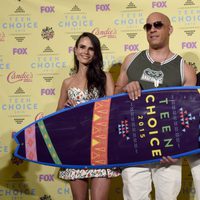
[
  {"left": 7, "top": 71, "right": 33, "bottom": 83},
  {"left": 92, "top": 28, "right": 117, "bottom": 38}
]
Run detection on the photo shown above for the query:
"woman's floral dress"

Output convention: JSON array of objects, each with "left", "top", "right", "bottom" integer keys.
[{"left": 59, "top": 87, "right": 121, "bottom": 180}]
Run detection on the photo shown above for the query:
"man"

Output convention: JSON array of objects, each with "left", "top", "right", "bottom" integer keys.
[{"left": 115, "top": 12, "right": 196, "bottom": 200}]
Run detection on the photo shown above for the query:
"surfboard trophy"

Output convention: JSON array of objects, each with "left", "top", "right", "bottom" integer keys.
[{"left": 13, "top": 86, "right": 200, "bottom": 169}]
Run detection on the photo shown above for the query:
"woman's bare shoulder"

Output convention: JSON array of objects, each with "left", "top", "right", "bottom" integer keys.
[{"left": 62, "top": 75, "right": 75, "bottom": 85}]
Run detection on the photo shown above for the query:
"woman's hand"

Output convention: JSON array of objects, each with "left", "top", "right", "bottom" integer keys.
[{"left": 64, "top": 99, "right": 78, "bottom": 107}]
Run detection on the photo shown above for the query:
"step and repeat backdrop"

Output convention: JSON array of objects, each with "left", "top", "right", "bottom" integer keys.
[{"left": 1, "top": 0, "right": 200, "bottom": 199}]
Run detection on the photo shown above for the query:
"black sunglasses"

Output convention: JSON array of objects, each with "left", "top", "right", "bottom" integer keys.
[{"left": 143, "top": 21, "right": 164, "bottom": 32}]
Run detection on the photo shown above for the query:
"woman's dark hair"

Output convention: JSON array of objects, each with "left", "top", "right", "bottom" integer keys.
[{"left": 74, "top": 32, "right": 106, "bottom": 97}]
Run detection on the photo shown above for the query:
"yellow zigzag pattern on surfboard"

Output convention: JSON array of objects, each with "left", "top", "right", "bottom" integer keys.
[{"left": 91, "top": 99, "right": 111, "bottom": 165}]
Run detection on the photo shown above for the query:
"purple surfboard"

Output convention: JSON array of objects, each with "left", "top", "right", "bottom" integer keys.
[{"left": 13, "top": 86, "right": 200, "bottom": 169}]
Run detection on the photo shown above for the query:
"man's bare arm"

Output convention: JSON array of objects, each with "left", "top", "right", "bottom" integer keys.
[{"left": 114, "top": 53, "right": 142, "bottom": 100}]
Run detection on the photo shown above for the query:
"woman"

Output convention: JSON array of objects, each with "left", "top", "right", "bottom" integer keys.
[{"left": 56, "top": 32, "right": 120, "bottom": 200}]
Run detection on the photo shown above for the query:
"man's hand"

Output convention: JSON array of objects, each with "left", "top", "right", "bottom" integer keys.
[
  {"left": 123, "top": 81, "right": 141, "bottom": 100},
  {"left": 160, "top": 156, "right": 179, "bottom": 164}
]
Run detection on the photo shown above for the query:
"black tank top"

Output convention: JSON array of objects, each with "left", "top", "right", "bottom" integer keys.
[{"left": 127, "top": 50, "right": 184, "bottom": 89}]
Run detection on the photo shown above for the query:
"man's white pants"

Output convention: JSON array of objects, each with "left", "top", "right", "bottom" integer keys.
[
  {"left": 187, "top": 155, "right": 200, "bottom": 200},
  {"left": 122, "top": 160, "right": 182, "bottom": 200}
]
